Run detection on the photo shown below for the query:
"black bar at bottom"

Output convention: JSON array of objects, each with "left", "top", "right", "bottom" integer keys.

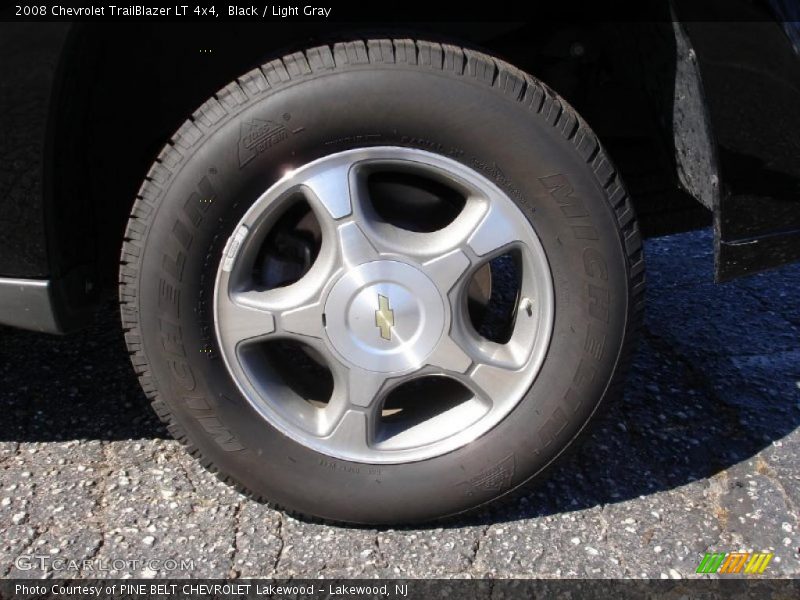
[{"left": 1, "top": 579, "right": 799, "bottom": 600}]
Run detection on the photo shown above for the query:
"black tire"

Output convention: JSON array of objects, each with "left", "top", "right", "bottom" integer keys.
[{"left": 120, "top": 39, "right": 644, "bottom": 525}]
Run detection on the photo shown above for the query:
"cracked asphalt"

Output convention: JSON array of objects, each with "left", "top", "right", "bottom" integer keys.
[{"left": 1, "top": 227, "right": 799, "bottom": 579}]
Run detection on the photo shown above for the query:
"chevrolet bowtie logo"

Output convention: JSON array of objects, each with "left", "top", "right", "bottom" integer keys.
[{"left": 375, "top": 294, "right": 395, "bottom": 341}]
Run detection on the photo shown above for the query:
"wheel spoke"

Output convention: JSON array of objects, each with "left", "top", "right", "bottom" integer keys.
[
  {"left": 336, "top": 221, "right": 380, "bottom": 268},
  {"left": 327, "top": 360, "right": 388, "bottom": 412},
  {"left": 422, "top": 249, "right": 471, "bottom": 295},
  {"left": 345, "top": 367, "right": 388, "bottom": 408},
  {"left": 280, "top": 301, "right": 325, "bottom": 339},
  {"left": 468, "top": 362, "right": 520, "bottom": 406},
  {"left": 426, "top": 333, "right": 473, "bottom": 373},
  {"left": 217, "top": 287, "right": 329, "bottom": 351},
  {"left": 216, "top": 291, "right": 276, "bottom": 349},
  {"left": 325, "top": 410, "right": 370, "bottom": 450},
  {"left": 303, "top": 162, "right": 355, "bottom": 219},
  {"left": 466, "top": 199, "right": 520, "bottom": 257},
  {"left": 320, "top": 364, "right": 387, "bottom": 441}
]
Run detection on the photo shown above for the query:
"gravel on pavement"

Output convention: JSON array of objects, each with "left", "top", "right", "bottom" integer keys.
[{"left": 1, "top": 228, "right": 798, "bottom": 579}]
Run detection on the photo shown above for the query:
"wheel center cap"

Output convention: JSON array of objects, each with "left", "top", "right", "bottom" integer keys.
[{"left": 324, "top": 260, "right": 445, "bottom": 373}]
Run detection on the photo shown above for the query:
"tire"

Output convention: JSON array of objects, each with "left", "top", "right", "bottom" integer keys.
[{"left": 119, "top": 39, "right": 644, "bottom": 525}]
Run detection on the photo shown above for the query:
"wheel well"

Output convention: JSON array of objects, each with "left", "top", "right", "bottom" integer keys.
[{"left": 50, "top": 18, "right": 709, "bottom": 301}]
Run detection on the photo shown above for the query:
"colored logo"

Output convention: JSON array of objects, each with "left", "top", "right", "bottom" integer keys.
[
  {"left": 375, "top": 294, "right": 395, "bottom": 341},
  {"left": 696, "top": 552, "right": 773, "bottom": 574}
]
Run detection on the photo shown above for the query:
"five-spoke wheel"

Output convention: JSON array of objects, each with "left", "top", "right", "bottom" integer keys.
[{"left": 214, "top": 147, "right": 554, "bottom": 463}]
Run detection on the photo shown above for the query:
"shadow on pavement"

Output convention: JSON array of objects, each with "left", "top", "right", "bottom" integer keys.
[
  {"left": 1, "top": 228, "right": 798, "bottom": 522},
  {"left": 0, "top": 296, "right": 169, "bottom": 442},
  {"left": 468, "top": 228, "right": 800, "bottom": 524}
]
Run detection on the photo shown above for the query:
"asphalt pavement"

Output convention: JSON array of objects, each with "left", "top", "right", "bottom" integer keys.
[{"left": 1, "top": 228, "right": 798, "bottom": 579}]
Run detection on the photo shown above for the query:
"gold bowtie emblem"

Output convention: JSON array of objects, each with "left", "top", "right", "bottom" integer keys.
[{"left": 375, "top": 294, "right": 395, "bottom": 341}]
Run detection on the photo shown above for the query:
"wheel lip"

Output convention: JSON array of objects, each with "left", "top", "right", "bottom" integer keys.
[{"left": 213, "top": 146, "right": 555, "bottom": 464}]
